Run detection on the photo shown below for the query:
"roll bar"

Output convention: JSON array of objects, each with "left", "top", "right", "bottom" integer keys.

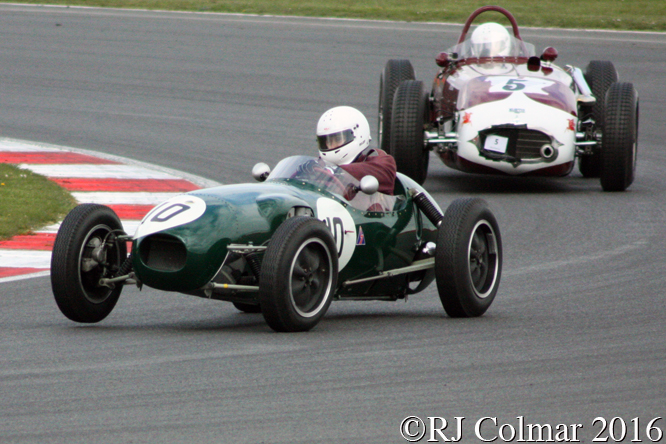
[{"left": 457, "top": 5, "right": 522, "bottom": 44}]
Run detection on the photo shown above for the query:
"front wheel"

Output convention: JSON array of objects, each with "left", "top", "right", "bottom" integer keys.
[
  {"left": 579, "top": 61, "right": 618, "bottom": 178},
  {"left": 435, "top": 198, "right": 502, "bottom": 317},
  {"left": 259, "top": 217, "right": 338, "bottom": 332},
  {"left": 51, "top": 204, "right": 127, "bottom": 323},
  {"left": 600, "top": 82, "right": 638, "bottom": 192},
  {"left": 390, "top": 79, "right": 430, "bottom": 185}
]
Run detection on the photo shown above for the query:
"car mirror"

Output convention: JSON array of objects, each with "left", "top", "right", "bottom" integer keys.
[
  {"left": 252, "top": 162, "right": 271, "bottom": 182},
  {"left": 527, "top": 56, "right": 541, "bottom": 72},
  {"left": 435, "top": 52, "right": 450, "bottom": 68},
  {"left": 360, "top": 175, "right": 379, "bottom": 195}
]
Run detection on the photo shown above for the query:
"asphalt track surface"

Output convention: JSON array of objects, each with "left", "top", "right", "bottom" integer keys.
[{"left": 1, "top": 5, "right": 665, "bottom": 443}]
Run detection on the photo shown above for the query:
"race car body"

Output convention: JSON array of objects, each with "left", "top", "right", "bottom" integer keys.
[
  {"left": 51, "top": 155, "right": 503, "bottom": 332},
  {"left": 379, "top": 5, "right": 638, "bottom": 191},
  {"left": 437, "top": 62, "right": 578, "bottom": 176},
  {"left": 131, "top": 156, "right": 430, "bottom": 297}
]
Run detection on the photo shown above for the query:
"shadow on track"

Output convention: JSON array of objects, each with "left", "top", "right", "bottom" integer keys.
[{"left": 423, "top": 168, "right": 605, "bottom": 195}]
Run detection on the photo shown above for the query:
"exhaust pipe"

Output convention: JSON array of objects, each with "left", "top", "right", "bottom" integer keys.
[{"left": 540, "top": 144, "right": 555, "bottom": 159}]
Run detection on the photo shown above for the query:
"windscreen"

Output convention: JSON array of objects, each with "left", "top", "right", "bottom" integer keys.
[
  {"left": 267, "top": 156, "right": 398, "bottom": 212},
  {"left": 447, "top": 35, "right": 535, "bottom": 60}
]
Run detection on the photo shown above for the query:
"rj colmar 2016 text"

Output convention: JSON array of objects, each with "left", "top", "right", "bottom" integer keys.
[{"left": 400, "top": 416, "right": 663, "bottom": 442}]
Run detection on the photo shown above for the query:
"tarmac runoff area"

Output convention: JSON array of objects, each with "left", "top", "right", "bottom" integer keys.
[{"left": 0, "top": 138, "right": 221, "bottom": 283}]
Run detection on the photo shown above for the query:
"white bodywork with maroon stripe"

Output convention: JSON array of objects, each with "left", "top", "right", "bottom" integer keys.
[{"left": 381, "top": 5, "right": 638, "bottom": 191}]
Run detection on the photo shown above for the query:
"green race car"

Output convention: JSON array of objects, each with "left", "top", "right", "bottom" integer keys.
[{"left": 51, "top": 155, "right": 503, "bottom": 332}]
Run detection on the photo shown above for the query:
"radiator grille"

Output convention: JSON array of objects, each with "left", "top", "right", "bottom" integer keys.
[
  {"left": 480, "top": 128, "right": 553, "bottom": 161},
  {"left": 514, "top": 130, "right": 552, "bottom": 159}
]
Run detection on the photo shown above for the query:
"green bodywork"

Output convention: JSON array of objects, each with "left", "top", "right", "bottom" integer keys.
[{"left": 132, "top": 171, "right": 439, "bottom": 300}]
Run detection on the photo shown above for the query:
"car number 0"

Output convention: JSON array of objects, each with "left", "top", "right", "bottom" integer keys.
[
  {"left": 134, "top": 195, "right": 207, "bottom": 239},
  {"left": 323, "top": 216, "right": 344, "bottom": 257},
  {"left": 151, "top": 203, "right": 191, "bottom": 222},
  {"left": 316, "top": 197, "right": 356, "bottom": 270}
]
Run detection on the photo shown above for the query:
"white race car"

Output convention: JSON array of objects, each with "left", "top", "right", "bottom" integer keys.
[{"left": 379, "top": 5, "right": 638, "bottom": 191}]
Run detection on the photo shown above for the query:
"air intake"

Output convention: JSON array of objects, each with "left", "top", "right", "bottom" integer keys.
[{"left": 139, "top": 234, "right": 187, "bottom": 272}]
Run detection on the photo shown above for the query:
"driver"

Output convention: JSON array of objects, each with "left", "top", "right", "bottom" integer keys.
[
  {"left": 470, "top": 22, "right": 512, "bottom": 57},
  {"left": 316, "top": 106, "right": 397, "bottom": 195}
]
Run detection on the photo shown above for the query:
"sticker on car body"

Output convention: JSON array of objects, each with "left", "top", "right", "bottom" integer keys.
[
  {"left": 134, "top": 195, "right": 207, "bottom": 239},
  {"left": 316, "top": 197, "right": 356, "bottom": 270},
  {"left": 484, "top": 135, "right": 509, "bottom": 153},
  {"left": 488, "top": 77, "right": 555, "bottom": 95}
]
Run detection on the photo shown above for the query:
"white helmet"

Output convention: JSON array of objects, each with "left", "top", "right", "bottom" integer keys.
[
  {"left": 471, "top": 22, "right": 512, "bottom": 57},
  {"left": 316, "top": 106, "right": 371, "bottom": 165}
]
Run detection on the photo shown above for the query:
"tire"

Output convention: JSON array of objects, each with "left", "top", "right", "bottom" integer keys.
[
  {"left": 579, "top": 61, "right": 618, "bottom": 177},
  {"left": 378, "top": 59, "right": 415, "bottom": 153},
  {"left": 259, "top": 217, "right": 338, "bottom": 332},
  {"left": 600, "top": 82, "right": 639, "bottom": 192},
  {"left": 51, "top": 204, "right": 127, "bottom": 323},
  {"left": 390, "top": 80, "right": 430, "bottom": 185},
  {"left": 233, "top": 302, "right": 262, "bottom": 313},
  {"left": 435, "top": 198, "right": 502, "bottom": 317}
]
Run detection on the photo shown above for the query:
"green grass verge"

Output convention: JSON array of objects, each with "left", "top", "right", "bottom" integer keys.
[
  {"left": 0, "top": 164, "right": 77, "bottom": 240},
  {"left": 5, "top": 0, "right": 666, "bottom": 31}
]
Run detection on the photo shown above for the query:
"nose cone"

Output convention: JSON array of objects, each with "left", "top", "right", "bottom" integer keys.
[
  {"left": 132, "top": 194, "right": 239, "bottom": 292},
  {"left": 131, "top": 182, "right": 311, "bottom": 293}
]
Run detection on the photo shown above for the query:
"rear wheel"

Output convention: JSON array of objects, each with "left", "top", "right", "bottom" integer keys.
[
  {"left": 378, "top": 59, "right": 415, "bottom": 153},
  {"left": 390, "top": 80, "right": 430, "bottom": 185},
  {"left": 435, "top": 198, "right": 502, "bottom": 317},
  {"left": 579, "top": 61, "right": 618, "bottom": 177},
  {"left": 600, "top": 82, "right": 639, "bottom": 192},
  {"left": 259, "top": 217, "right": 338, "bottom": 332},
  {"left": 51, "top": 204, "right": 127, "bottom": 323}
]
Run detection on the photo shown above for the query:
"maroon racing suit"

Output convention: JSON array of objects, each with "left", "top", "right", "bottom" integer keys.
[{"left": 339, "top": 148, "right": 397, "bottom": 195}]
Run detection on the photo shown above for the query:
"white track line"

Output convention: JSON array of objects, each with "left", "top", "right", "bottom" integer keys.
[
  {"left": 1, "top": 137, "right": 222, "bottom": 189},
  {"left": 39, "top": 220, "right": 142, "bottom": 235},
  {"left": 71, "top": 192, "right": 181, "bottom": 205},
  {"left": 0, "top": 250, "right": 52, "bottom": 268},
  {"left": 18, "top": 164, "right": 181, "bottom": 180}
]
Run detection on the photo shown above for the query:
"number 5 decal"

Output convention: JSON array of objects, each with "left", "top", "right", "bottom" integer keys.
[
  {"left": 502, "top": 79, "right": 526, "bottom": 91},
  {"left": 489, "top": 76, "right": 555, "bottom": 95}
]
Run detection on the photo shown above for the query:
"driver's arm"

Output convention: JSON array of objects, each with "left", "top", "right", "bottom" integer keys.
[{"left": 339, "top": 150, "right": 397, "bottom": 195}]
